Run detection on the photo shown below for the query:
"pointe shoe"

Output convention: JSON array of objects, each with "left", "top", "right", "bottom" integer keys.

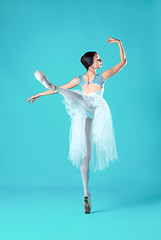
[
  {"left": 34, "top": 70, "right": 57, "bottom": 91},
  {"left": 34, "top": 70, "right": 47, "bottom": 83},
  {"left": 83, "top": 195, "right": 91, "bottom": 214}
]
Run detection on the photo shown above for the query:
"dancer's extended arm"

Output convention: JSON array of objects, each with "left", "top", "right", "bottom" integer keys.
[
  {"left": 26, "top": 89, "right": 57, "bottom": 104},
  {"left": 102, "top": 37, "right": 127, "bottom": 82},
  {"left": 26, "top": 72, "right": 79, "bottom": 103}
]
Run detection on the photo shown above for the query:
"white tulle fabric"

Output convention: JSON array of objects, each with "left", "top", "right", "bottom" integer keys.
[
  {"left": 58, "top": 86, "right": 118, "bottom": 173},
  {"left": 33, "top": 70, "right": 118, "bottom": 173}
]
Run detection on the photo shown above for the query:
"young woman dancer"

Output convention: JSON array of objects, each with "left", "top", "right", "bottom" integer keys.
[{"left": 27, "top": 36, "right": 127, "bottom": 214}]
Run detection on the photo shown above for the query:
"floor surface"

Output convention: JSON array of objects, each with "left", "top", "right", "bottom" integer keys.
[{"left": 0, "top": 185, "right": 161, "bottom": 240}]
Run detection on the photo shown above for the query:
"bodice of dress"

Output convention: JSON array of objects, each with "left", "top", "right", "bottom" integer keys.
[{"left": 78, "top": 73, "right": 104, "bottom": 88}]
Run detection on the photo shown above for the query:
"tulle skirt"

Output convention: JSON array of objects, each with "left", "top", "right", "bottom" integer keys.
[{"left": 57, "top": 86, "right": 118, "bottom": 173}]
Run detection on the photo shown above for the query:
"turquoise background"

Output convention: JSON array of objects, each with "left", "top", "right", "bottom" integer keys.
[{"left": 0, "top": 0, "right": 161, "bottom": 239}]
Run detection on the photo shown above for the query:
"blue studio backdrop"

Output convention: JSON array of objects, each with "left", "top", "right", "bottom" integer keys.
[
  {"left": 1, "top": 0, "right": 160, "bottom": 190},
  {"left": 1, "top": 0, "right": 161, "bottom": 239},
  {"left": 0, "top": 0, "right": 161, "bottom": 218}
]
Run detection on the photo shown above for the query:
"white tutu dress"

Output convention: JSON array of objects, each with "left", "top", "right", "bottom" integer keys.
[{"left": 34, "top": 70, "right": 118, "bottom": 173}]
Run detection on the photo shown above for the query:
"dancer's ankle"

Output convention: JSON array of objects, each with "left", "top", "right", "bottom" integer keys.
[{"left": 84, "top": 189, "right": 90, "bottom": 197}]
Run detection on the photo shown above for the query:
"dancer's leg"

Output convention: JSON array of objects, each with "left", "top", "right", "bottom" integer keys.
[
  {"left": 34, "top": 70, "right": 95, "bottom": 115},
  {"left": 80, "top": 117, "right": 93, "bottom": 197},
  {"left": 34, "top": 70, "right": 57, "bottom": 91}
]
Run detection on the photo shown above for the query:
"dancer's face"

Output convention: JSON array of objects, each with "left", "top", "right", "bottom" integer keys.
[{"left": 92, "top": 53, "right": 103, "bottom": 69}]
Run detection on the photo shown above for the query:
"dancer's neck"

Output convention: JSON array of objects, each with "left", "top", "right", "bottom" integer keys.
[{"left": 87, "top": 67, "right": 97, "bottom": 76}]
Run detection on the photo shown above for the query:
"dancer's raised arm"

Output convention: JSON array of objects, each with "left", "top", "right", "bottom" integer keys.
[{"left": 102, "top": 37, "right": 127, "bottom": 82}]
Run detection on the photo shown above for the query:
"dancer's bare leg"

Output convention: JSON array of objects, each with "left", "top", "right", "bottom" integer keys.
[{"left": 80, "top": 117, "right": 93, "bottom": 198}]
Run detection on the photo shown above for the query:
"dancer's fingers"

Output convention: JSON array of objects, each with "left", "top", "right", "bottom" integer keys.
[
  {"left": 32, "top": 98, "right": 37, "bottom": 103},
  {"left": 107, "top": 36, "right": 114, "bottom": 39}
]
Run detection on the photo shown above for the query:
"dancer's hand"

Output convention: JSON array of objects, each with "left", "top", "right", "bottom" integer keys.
[
  {"left": 107, "top": 36, "right": 120, "bottom": 44},
  {"left": 26, "top": 95, "right": 40, "bottom": 104}
]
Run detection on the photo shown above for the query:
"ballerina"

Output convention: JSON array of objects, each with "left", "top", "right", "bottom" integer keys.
[{"left": 27, "top": 36, "right": 127, "bottom": 214}]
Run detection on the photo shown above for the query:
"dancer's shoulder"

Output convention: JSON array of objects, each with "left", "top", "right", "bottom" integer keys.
[
  {"left": 78, "top": 74, "right": 83, "bottom": 82},
  {"left": 99, "top": 72, "right": 105, "bottom": 82}
]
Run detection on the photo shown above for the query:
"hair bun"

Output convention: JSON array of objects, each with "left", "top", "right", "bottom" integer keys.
[{"left": 80, "top": 51, "right": 96, "bottom": 70}]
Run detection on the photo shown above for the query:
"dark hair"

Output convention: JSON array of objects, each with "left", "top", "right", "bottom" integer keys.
[{"left": 80, "top": 51, "right": 97, "bottom": 70}]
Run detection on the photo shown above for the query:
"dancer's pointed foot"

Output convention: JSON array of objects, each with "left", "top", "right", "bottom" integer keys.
[
  {"left": 83, "top": 195, "right": 91, "bottom": 214},
  {"left": 34, "top": 70, "right": 57, "bottom": 92}
]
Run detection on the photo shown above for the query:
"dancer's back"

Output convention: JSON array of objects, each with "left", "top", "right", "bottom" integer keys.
[{"left": 78, "top": 73, "right": 104, "bottom": 96}]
